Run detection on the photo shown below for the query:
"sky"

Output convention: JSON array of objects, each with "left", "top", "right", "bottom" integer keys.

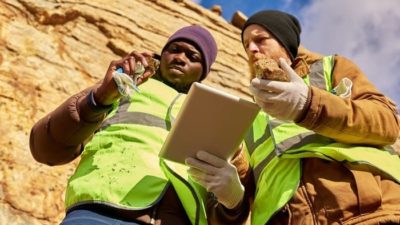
[{"left": 193, "top": 0, "right": 400, "bottom": 108}]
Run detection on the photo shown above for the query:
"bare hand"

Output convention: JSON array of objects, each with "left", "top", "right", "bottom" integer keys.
[{"left": 94, "top": 51, "right": 156, "bottom": 106}]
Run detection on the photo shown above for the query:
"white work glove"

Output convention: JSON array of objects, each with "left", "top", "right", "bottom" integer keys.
[
  {"left": 185, "top": 151, "right": 244, "bottom": 209},
  {"left": 250, "top": 58, "right": 309, "bottom": 121}
]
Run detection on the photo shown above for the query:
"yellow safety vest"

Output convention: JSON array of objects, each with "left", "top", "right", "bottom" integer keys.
[{"left": 65, "top": 78, "right": 207, "bottom": 225}]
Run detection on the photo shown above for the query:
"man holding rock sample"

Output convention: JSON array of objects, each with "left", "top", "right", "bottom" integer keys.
[{"left": 207, "top": 10, "right": 400, "bottom": 225}]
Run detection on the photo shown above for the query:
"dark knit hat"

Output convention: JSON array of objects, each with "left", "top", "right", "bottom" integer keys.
[
  {"left": 241, "top": 10, "right": 301, "bottom": 61},
  {"left": 162, "top": 25, "right": 218, "bottom": 80}
]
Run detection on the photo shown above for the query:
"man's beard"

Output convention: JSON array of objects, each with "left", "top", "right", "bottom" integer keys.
[
  {"left": 153, "top": 70, "right": 191, "bottom": 94},
  {"left": 169, "top": 81, "right": 191, "bottom": 93}
]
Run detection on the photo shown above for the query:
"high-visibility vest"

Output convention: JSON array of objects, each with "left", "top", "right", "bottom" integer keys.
[
  {"left": 244, "top": 56, "right": 400, "bottom": 225},
  {"left": 65, "top": 78, "right": 207, "bottom": 225}
]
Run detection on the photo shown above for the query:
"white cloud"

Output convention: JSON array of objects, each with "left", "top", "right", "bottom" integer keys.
[{"left": 300, "top": 0, "right": 400, "bottom": 105}]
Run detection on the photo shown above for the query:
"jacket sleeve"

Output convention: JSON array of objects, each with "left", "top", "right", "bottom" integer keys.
[
  {"left": 29, "top": 85, "right": 111, "bottom": 166},
  {"left": 297, "top": 55, "right": 400, "bottom": 146},
  {"left": 207, "top": 148, "right": 254, "bottom": 225}
]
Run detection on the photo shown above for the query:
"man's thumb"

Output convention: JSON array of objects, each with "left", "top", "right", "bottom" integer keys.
[{"left": 279, "top": 58, "right": 301, "bottom": 82}]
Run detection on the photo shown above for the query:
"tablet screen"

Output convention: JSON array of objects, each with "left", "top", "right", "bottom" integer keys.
[{"left": 159, "top": 82, "right": 260, "bottom": 164}]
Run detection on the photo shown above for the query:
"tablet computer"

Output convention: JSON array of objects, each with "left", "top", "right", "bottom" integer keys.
[{"left": 159, "top": 82, "right": 260, "bottom": 164}]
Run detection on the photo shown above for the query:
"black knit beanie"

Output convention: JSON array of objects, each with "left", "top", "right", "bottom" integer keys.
[{"left": 241, "top": 10, "right": 301, "bottom": 61}]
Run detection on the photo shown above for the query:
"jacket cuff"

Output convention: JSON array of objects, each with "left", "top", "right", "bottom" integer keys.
[
  {"left": 77, "top": 90, "right": 112, "bottom": 123},
  {"left": 220, "top": 199, "right": 245, "bottom": 215},
  {"left": 295, "top": 86, "right": 312, "bottom": 123},
  {"left": 296, "top": 86, "right": 322, "bottom": 129},
  {"left": 87, "top": 90, "right": 113, "bottom": 113}
]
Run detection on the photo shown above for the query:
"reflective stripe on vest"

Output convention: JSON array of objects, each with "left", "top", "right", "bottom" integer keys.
[
  {"left": 309, "top": 55, "right": 334, "bottom": 91},
  {"left": 99, "top": 93, "right": 182, "bottom": 131}
]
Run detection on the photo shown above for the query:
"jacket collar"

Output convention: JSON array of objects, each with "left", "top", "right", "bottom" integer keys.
[{"left": 292, "top": 45, "right": 323, "bottom": 78}]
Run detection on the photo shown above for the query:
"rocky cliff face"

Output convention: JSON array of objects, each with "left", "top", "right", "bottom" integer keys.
[
  {"left": 0, "top": 0, "right": 252, "bottom": 224},
  {"left": 0, "top": 0, "right": 399, "bottom": 224}
]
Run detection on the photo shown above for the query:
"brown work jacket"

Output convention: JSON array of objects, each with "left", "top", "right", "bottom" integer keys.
[{"left": 209, "top": 47, "right": 400, "bottom": 225}]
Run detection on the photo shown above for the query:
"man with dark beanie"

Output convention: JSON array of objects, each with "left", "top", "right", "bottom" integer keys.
[
  {"left": 204, "top": 10, "right": 400, "bottom": 225},
  {"left": 242, "top": 10, "right": 301, "bottom": 62},
  {"left": 29, "top": 25, "right": 245, "bottom": 225}
]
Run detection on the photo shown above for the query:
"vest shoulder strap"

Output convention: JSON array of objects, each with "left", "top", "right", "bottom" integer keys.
[{"left": 309, "top": 55, "right": 335, "bottom": 91}]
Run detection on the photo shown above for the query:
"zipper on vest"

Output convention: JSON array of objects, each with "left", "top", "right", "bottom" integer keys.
[
  {"left": 150, "top": 203, "right": 158, "bottom": 225},
  {"left": 149, "top": 182, "right": 171, "bottom": 224}
]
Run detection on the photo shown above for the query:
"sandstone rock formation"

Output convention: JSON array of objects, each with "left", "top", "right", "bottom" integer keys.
[
  {"left": 231, "top": 10, "right": 247, "bottom": 29},
  {"left": 210, "top": 5, "right": 223, "bottom": 16},
  {"left": 0, "top": 0, "right": 398, "bottom": 224}
]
